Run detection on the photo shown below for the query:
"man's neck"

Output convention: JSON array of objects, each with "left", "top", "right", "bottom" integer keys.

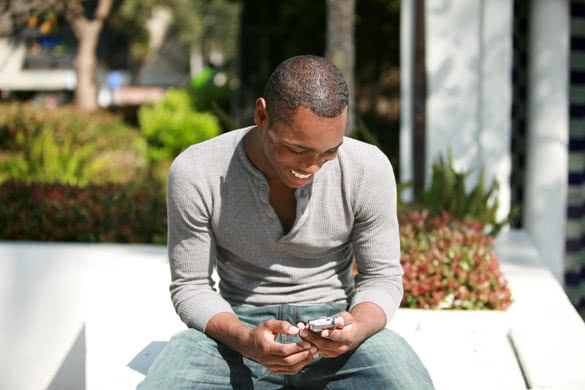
[{"left": 244, "top": 126, "right": 277, "bottom": 182}]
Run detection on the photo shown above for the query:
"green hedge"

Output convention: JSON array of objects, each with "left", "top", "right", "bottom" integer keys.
[
  {"left": 138, "top": 88, "right": 221, "bottom": 163},
  {"left": 0, "top": 103, "right": 147, "bottom": 186},
  {"left": 0, "top": 180, "right": 167, "bottom": 244}
]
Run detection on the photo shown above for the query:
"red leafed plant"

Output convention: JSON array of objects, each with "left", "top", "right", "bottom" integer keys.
[{"left": 399, "top": 209, "right": 513, "bottom": 310}]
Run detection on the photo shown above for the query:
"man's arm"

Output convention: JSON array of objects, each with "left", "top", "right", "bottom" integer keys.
[
  {"left": 349, "top": 146, "right": 403, "bottom": 324},
  {"left": 297, "top": 302, "right": 385, "bottom": 358},
  {"left": 167, "top": 156, "right": 234, "bottom": 331},
  {"left": 299, "top": 146, "right": 402, "bottom": 356}
]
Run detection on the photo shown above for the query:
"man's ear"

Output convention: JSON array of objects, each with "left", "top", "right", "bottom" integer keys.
[{"left": 254, "top": 98, "right": 269, "bottom": 129}]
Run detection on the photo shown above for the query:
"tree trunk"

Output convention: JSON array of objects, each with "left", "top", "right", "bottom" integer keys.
[
  {"left": 325, "top": 0, "right": 356, "bottom": 136},
  {"left": 74, "top": 22, "right": 100, "bottom": 111},
  {"left": 413, "top": 0, "right": 426, "bottom": 199},
  {"left": 66, "top": 0, "right": 112, "bottom": 111}
]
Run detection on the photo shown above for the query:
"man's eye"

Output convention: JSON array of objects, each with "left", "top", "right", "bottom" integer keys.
[{"left": 288, "top": 147, "right": 305, "bottom": 154}]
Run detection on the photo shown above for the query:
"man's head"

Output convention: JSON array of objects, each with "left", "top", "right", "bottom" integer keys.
[
  {"left": 263, "top": 55, "right": 349, "bottom": 127},
  {"left": 251, "top": 56, "right": 348, "bottom": 189}
]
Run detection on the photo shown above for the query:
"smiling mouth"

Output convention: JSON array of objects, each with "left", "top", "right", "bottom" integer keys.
[{"left": 290, "top": 169, "right": 312, "bottom": 179}]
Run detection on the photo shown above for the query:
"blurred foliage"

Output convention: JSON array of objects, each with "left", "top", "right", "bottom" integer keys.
[
  {"left": 399, "top": 152, "right": 515, "bottom": 237},
  {"left": 399, "top": 210, "right": 513, "bottom": 311},
  {"left": 0, "top": 103, "right": 147, "bottom": 186},
  {"left": 0, "top": 180, "right": 167, "bottom": 244},
  {"left": 138, "top": 88, "right": 221, "bottom": 163},
  {"left": 353, "top": 116, "right": 382, "bottom": 149},
  {"left": 190, "top": 66, "right": 238, "bottom": 131},
  {"left": 168, "top": 0, "right": 240, "bottom": 59},
  {"left": 112, "top": 0, "right": 240, "bottom": 74}
]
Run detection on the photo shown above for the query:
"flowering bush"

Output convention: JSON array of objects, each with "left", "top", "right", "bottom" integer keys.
[
  {"left": 398, "top": 152, "right": 516, "bottom": 237},
  {"left": 0, "top": 180, "right": 167, "bottom": 244},
  {"left": 399, "top": 209, "right": 513, "bottom": 310}
]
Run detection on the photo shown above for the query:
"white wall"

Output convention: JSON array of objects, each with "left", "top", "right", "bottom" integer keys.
[
  {"left": 401, "top": 0, "right": 570, "bottom": 284},
  {"left": 0, "top": 38, "right": 25, "bottom": 72},
  {"left": 399, "top": 0, "right": 416, "bottom": 202},
  {"left": 424, "top": 0, "right": 512, "bottom": 221},
  {"left": 524, "top": 0, "right": 570, "bottom": 283}
]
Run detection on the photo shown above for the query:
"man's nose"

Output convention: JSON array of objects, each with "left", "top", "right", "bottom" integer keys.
[{"left": 300, "top": 156, "right": 325, "bottom": 174}]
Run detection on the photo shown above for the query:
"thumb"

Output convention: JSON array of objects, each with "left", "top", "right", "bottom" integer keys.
[
  {"left": 265, "top": 319, "right": 299, "bottom": 335},
  {"left": 336, "top": 312, "right": 353, "bottom": 329}
]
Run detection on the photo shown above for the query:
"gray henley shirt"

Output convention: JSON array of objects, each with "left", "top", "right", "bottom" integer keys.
[{"left": 167, "top": 127, "right": 403, "bottom": 332}]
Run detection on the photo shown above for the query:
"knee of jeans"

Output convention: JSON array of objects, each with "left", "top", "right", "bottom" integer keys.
[
  {"left": 169, "top": 328, "right": 207, "bottom": 345},
  {"left": 171, "top": 328, "right": 225, "bottom": 356},
  {"left": 353, "top": 329, "right": 434, "bottom": 389}
]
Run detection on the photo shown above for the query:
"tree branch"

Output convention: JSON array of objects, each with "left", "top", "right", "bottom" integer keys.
[
  {"left": 63, "top": 0, "right": 86, "bottom": 37},
  {"left": 94, "top": 0, "right": 112, "bottom": 22}
]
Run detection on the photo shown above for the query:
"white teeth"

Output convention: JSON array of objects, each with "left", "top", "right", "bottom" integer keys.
[{"left": 290, "top": 169, "right": 312, "bottom": 179}]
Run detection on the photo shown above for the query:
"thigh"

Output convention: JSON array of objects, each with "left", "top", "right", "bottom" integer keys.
[
  {"left": 136, "top": 328, "right": 275, "bottom": 390},
  {"left": 293, "top": 329, "right": 435, "bottom": 390}
]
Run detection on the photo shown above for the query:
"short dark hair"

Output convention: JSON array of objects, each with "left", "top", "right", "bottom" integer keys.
[{"left": 263, "top": 55, "right": 349, "bottom": 126}]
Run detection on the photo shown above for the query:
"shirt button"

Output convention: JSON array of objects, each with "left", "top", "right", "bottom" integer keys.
[{"left": 260, "top": 184, "right": 267, "bottom": 191}]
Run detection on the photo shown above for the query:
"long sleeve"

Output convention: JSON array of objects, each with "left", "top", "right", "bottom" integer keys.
[
  {"left": 167, "top": 154, "right": 234, "bottom": 332},
  {"left": 349, "top": 148, "right": 404, "bottom": 323}
]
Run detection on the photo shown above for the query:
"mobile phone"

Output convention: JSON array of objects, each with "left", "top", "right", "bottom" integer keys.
[{"left": 306, "top": 316, "right": 340, "bottom": 333}]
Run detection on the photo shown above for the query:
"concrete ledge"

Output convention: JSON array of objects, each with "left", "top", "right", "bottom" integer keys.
[
  {"left": 1, "top": 230, "right": 584, "bottom": 390},
  {"left": 497, "top": 231, "right": 585, "bottom": 389},
  {"left": 0, "top": 241, "right": 184, "bottom": 390},
  {"left": 386, "top": 231, "right": 585, "bottom": 390}
]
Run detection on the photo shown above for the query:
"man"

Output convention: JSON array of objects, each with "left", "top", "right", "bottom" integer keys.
[{"left": 138, "top": 55, "right": 434, "bottom": 389}]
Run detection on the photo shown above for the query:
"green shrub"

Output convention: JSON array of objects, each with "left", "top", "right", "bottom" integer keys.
[
  {"left": 400, "top": 152, "right": 514, "bottom": 236},
  {"left": 0, "top": 103, "right": 147, "bottom": 186},
  {"left": 189, "top": 67, "right": 238, "bottom": 132},
  {"left": 0, "top": 180, "right": 167, "bottom": 244},
  {"left": 399, "top": 209, "right": 513, "bottom": 310},
  {"left": 138, "top": 88, "right": 222, "bottom": 163},
  {"left": 190, "top": 67, "right": 231, "bottom": 112}
]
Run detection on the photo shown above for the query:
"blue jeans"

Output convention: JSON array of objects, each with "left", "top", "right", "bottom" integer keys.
[{"left": 137, "top": 303, "right": 434, "bottom": 390}]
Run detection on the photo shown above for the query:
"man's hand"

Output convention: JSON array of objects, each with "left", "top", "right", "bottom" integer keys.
[
  {"left": 244, "top": 320, "right": 319, "bottom": 374},
  {"left": 297, "top": 312, "right": 365, "bottom": 358},
  {"left": 206, "top": 313, "right": 318, "bottom": 375},
  {"left": 298, "top": 302, "right": 387, "bottom": 358}
]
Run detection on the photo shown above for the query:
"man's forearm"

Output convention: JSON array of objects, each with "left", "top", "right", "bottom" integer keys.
[
  {"left": 350, "top": 302, "right": 387, "bottom": 339},
  {"left": 204, "top": 312, "right": 252, "bottom": 358}
]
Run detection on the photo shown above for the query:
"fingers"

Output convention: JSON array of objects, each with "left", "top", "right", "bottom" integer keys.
[
  {"left": 321, "top": 323, "right": 351, "bottom": 340},
  {"left": 251, "top": 320, "right": 322, "bottom": 374},
  {"left": 339, "top": 312, "right": 353, "bottom": 326},
  {"left": 266, "top": 349, "right": 319, "bottom": 375},
  {"left": 300, "top": 327, "right": 340, "bottom": 350},
  {"left": 264, "top": 319, "right": 299, "bottom": 335},
  {"left": 297, "top": 314, "right": 356, "bottom": 358},
  {"left": 271, "top": 339, "right": 313, "bottom": 356},
  {"left": 321, "top": 312, "right": 353, "bottom": 338},
  {"left": 258, "top": 330, "right": 314, "bottom": 357}
]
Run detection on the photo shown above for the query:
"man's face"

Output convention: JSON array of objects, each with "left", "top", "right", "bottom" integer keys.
[{"left": 260, "top": 105, "right": 347, "bottom": 189}]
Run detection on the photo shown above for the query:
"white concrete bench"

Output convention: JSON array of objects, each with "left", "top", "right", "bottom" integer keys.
[
  {"left": 388, "top": 231, "right": 585, "bottom": 389},
  {"left": 1, "top": 230, "right": 584, "bottom": 390}
]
